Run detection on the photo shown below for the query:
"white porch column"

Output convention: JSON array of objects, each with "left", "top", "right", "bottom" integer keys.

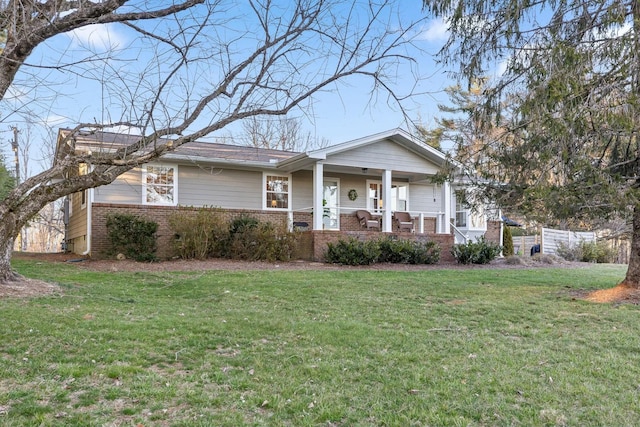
[
  {"left": 382, "top": 169, "right": 392, "bottom": 232},
  {"left": 312, "top": 162, "right": 324, "bottom": 230},
  {"left": 440, "top": 181, "right": 451, "bottom": 234}
]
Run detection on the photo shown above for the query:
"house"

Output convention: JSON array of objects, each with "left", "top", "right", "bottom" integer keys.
[{"left": 55, "top": 127, "right": 500, "bottom": 261}]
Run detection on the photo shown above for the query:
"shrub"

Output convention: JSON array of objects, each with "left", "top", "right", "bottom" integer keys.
[
  {"left": 326, "top": 237, "right": 440, "bottom": 266},
  {"left": 377, "top": 237, "right": 440, "bottom": 264},
  {"left": 377, "top": 237, "right": 414, "bottom": 264},
  {"left": 226, "top": 220, "right": 296, "bottom": 262},
  {"left": 555, "top": 240, "right": 616, "bottom": 263},
  {"left": 325, "top": 238, "right": 381, "bottom": 266},
  {"left": 168, "top": 207, "right": 228, "bottom": 259},
  {"left": 503, "top": 226, "right": 514, "bottom": 256},
  {"left": 106, "top": 213, "right": 158, "bottom": 262},
  {"left": 555, "top": 241, "right": 581, "bottom": 262},
  {"left": 451, "top": 237, "right": 501, "bottom": 265}
]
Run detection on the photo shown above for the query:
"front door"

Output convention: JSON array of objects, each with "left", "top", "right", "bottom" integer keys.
[{"left": 323, "top": 179, "right": 339, "bottom": 230}]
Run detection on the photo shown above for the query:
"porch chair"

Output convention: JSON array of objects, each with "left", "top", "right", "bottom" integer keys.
[
  {"left": 393, "top": 211, "right": 414, "bottom": 232},
  {"left": 355, "top": 210, "right": 380, "bottom": 230}
]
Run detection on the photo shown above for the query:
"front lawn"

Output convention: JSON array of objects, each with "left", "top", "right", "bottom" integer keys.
[{"left": 0, "top": 259, "right": 634, "bottom": 426}]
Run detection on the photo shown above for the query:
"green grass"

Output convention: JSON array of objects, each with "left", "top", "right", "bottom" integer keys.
[{"left": 0, "top": 259, "right": 635, "bottom": 426}]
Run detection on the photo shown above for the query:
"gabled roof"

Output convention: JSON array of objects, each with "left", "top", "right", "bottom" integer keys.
[
  {"left": 55, "top": 127, "right": 447, "bottom": 172},
  {"left": 277, "top": 128, "right": 447, "bottom": 172}
]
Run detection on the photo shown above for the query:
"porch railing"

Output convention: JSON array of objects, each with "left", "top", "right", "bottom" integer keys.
[
  {"left": 451, "top": 223, "right": 469, "bottom": 244},
  {"left": 287, "top": 207, "right": 448, "bottom": 234}
]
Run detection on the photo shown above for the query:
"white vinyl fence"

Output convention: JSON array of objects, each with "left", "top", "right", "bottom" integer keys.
[{"left": 541, "top": 227, "right": 596, "bottom": 256}]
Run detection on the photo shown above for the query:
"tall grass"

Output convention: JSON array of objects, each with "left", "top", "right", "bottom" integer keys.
[{"left": 0, "top": 259, "right": 633, "bottom": 426}]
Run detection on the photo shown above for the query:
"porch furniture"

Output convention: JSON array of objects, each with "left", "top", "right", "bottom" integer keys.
[
  {"left": 393, "top": 211, "right": 414, "bottom": 232},
  {"left": 355, "top": 210, "right": 381, "bottom": 230}
]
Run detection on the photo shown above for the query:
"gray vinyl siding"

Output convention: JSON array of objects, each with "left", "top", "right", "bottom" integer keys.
[
  {"left": 408, "top": 183, "right": 442, "bottom": 214},
  {"left": 326, "top": 139, "right": 440, "bottom": 174},
  {"left": 178, "top": 165, "right": 262, "bottom": 209},
  {"left": 93, "top": 168, "right": 143, "bottom": 204},
  {"left": 291, "top": 170, "right": 312, "bottom": 211},
  {"left": 338, "top": 175, "right": 368, "bottom": 213}
]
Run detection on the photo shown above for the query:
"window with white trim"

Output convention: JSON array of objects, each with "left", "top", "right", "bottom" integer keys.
[
  {"left": 455, "top": 190, "right": 467, "bottom": 227},
  {"left": 367, "top": 181, "right": 409, "bottom": 212},
  {"left": 143, "top": 164, "right": 177, "bottom": 205},
  {"left": 265, "top": 174, "right": 290, "bottom": 209}
]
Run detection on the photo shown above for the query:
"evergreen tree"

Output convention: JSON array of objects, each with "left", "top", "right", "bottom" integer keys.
[
  {"left": 422, "top": 0, "right": 640, "bottom": 287},
  {"left": 503, "top": 225, "right": 514, "bottom": 257}
]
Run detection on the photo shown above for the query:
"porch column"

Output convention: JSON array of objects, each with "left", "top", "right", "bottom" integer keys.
[
  {"left": 439, "top": 181, "right": 451, "bottom": 234},
  {"left": 382, "top": 169, "right": 392, "bottom": 232},
  {"left": 312, "top": 162, "right": 324, "bottom": 230}
]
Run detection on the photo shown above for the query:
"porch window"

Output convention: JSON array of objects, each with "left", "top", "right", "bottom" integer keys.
[
  {"left": 367, "top": 181, "right": 408, "bottom": 212},
  {"left": 265, "top": 174, "right": 290, "bottom": 209},
  {"left": 368, "top": 182, "right": 382, "bottom": 212},
  {"left": 143, "top": 164, "right": 177, "bottom": 205},
  {"left": 390, "top": 184, "right": 408, "bottom": 211},
  {"left": 455, "top": 190, "right": 467, "bottom": 227}
]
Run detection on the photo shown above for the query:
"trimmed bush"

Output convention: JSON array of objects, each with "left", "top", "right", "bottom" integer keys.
[
  {"left": 377, "top": 237, "right": 440, "bottom": 265},
  {"left": 106, "top": 213, "right": 158, "bottom": 262},
  {"left": 325, "top": 238, "right": 381, "bottom": 266},
  {"left": 451, "top": 237, "right": 501, "bottom": 265},
  {"left": 325, "top": 237, "right": 441, "bottom": 266}
]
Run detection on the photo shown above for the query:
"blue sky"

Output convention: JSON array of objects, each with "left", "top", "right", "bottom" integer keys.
[{"left": 0, "top": 1, "right": 456, "bottom": 176}]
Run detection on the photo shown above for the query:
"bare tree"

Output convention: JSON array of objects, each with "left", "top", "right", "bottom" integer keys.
[
  {"left": 236, "top": 116, "right": 329, "bottom": 151},
  {"left": 0, "top": 0, "right": 426, "bottom": 282}
]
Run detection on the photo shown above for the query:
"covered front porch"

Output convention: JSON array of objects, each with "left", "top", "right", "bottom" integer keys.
[{"left": 278, "top": 129, "right": 454, "bottom": 236}]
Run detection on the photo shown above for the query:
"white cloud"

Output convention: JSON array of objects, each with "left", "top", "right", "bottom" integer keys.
[
  {"left": 419, "top": 18, "right": 450, "bottom": 43},
  {"left": 68, "top": 24, "right": 126, "bottom": 52}
]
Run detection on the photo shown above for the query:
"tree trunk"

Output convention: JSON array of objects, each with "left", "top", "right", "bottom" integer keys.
[
  {"left": 622, "top": 203, "right": 640, "bottom": 288},
  {"left": 0, "top": 221, "right": 20, "bottom": 283}
]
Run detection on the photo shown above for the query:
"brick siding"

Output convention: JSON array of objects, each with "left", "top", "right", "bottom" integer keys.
[{"left": 90, "top": 203, "right": 457, "bottom": 263}]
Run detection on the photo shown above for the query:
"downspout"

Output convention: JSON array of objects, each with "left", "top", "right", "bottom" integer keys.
[
  {"left": 82, "top": 188, "right": 92, "bottom": 256},
  {"left": 498, "top": 208, "right": 504, "bottom": 257}
]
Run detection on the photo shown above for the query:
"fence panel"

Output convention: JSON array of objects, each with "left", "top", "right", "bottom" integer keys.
[
  {"left": 513, "top": 235, "right": 539, "bottom": 256},
  {"left": 541, "top": 227, "right": 596, "bottom": 255}
]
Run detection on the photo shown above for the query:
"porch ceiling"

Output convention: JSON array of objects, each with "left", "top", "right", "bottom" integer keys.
[{"left": 311, "top": 164, "right": 434, "bottom": 182}]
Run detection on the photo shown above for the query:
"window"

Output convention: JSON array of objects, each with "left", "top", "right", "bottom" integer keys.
[
  {"left": 455, "top": 190, "right": 467, "bottom": 227},
  {"left": 265, "top": 174, "right": 290, "bottom": 209},
  {"left": 368, "top": 182, "right": 382, "bottom": 212},
  {"left": 367, "top": 181, "right": 408, "bottom": 212},
  {"left": 390, "top": 184, "right": 408, "bottom": 211},
  {"left": 79, "top": 163, "right": 88, "bottom": 209},
  {"left": 143, "top": 164, "right": 177, "bottom": 205}
]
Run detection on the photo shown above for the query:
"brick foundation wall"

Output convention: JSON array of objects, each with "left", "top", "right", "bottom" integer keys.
[
  {"left": 91, "top": 204, "right": 289, "bottom": 259},
  {"left": 90, "top": 203, "right": 456, "bottom": 263}
]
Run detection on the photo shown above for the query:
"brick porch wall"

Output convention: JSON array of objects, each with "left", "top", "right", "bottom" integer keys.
[{"left": 91, "top": 203, "right": 456, "bottom": 263}]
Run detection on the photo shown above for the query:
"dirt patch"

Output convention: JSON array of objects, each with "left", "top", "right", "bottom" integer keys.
[
  {"left": 584, "top": 283, "right": 640, "bottom": 304},
  {"left": 0, "top": 277, "right": 61, "bottom": 299}
]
